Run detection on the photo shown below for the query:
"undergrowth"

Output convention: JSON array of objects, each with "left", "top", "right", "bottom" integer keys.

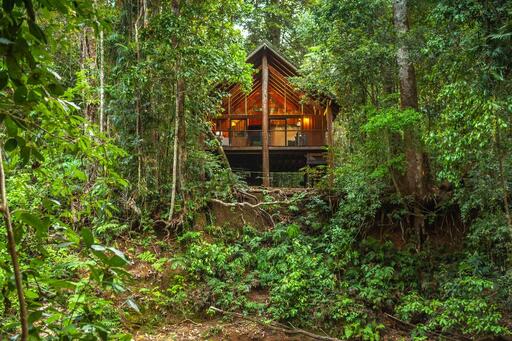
[{"left": 129, "top": 190, "right": 511, "bottom": 340}]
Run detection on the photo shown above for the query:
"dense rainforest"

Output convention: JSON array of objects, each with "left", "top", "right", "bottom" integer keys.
[{"left": 0, "top": 0, "right": 511, "bottom": 340}]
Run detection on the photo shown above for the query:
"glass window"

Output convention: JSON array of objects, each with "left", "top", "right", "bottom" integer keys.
[{"left": 230, "top": 119, "right": 247, "bottom": 131}]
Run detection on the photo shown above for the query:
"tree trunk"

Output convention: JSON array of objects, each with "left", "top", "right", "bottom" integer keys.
[
  {"left": 0, "top": 146, "right": 28, "bottom": 340},
  {"left": 98, "top": 28, "right": 105, "bottom": 133},
  {"left": 393, "top": 0, "right": 429, "bottom": 250},
  {"left": 177, "top": 78, "right": 186, "bottom": 192},
  {"left": 169, "top": 0, "right": 183, "bottom": 220},
  {"left": 495, "top": 123, "right": 512, "bottom": 230},
  {"left": 169, "top": 81, "right": 180, "bottom": 221},
  {"left": 134, "top": 2, "right": 143, "bottom": 192},
  {"left": 267, "top": 0, "right": 281, "bottom": 47}
]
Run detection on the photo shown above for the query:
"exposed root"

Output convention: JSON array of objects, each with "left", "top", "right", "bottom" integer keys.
[
  {"left": 210, "top": 198, "right": 289, "bottom": 209},
  {"left": 153, "top": 211, "right": 186, "bottom": 236},
  {"left": 234, "top": 188, "right": 259, "bottom": 204},
  {"left": 210, "top": 198, "right": 276, "bottom": 227}
]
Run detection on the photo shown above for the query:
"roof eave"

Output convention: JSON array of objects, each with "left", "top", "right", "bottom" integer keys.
[{"left": 246, "top": 41, "right": 298, "bottom": 74}]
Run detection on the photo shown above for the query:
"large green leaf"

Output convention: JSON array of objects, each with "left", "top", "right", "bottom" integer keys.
[
  {"left": 125, "top": 298, "right": 140, "bottom": 313},
  {"left": 107, "top": 247, "right": 131, "bottom": 266},
  {"left": 28, "top": 310, "right": 43, "bottom": 325},
  {"left": 14, "top": 210, "right": 51, "bottom": 239},
  {"left": 47, "top": 279, "right": 77, "bottom": 290},
  {"left": 6, "top": 56, "right": 21, "bottom": 81},
  {"left": 4, "top": 117, "right": 18, "bottom": 137},
  {"left": 13, "top": 85, "right": 28, "bottom": 104},
  {"left": 81, "top": 228, "right": 94, "bottom": 248},
  {"left": 28, "top": 22, "right": 47, "bottom": 44},
  {"left": 91, "top": 244, "right": 130, "bottom": 268},
  {"left": 0, "top": 70, "right": 8, "bottom": 90},
  {"left": 4, "top": 138, "right": 17, "bottom": 152}
]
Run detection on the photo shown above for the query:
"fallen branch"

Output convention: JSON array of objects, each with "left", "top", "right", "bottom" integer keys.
[
  {"left": 384, "top": 313, "right": 470, "bottom": 341},
  {"left": 175, "top": 318, "right": 200, "bottom": 326},
  {"left": 209, "top": 306, "right": 342, "bottom": 341}
]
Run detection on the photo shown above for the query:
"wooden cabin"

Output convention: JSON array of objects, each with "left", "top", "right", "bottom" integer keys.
[{"left": 213, "top": 42, "right": 334, "bottom": 187}]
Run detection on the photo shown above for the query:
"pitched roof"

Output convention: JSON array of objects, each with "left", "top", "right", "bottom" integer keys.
[{"left": 246, "top": 41, "right": 298, "bottom": 76}]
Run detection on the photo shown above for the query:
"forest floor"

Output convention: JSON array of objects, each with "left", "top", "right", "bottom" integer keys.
[
  {"left": 132, "top": 319, "right": 314, "bottom": 340},
  {"left": 116, "top": 187, "right": 507, "bottom": 341},
  {"left": 122, "top": 248, "right": 320, "bottom": 340},
  {"left": 130, "top": 313, "right": 410, "bottom": 341},
  {"left": 116, "top": 184, "right": 416, "bottom": 341},
  {"left": 123, "top": 245, "right": 409, "bottom": 341}
]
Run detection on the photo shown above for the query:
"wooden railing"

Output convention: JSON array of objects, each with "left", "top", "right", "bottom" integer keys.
[{"left": 214, "top": 129, "right": 326, "bottom": 147}]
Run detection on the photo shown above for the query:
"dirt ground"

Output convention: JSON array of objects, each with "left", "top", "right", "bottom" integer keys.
[
  {"left": 129, "top": 314, "right": 415, "bottom": 341},
  {"left": 132, "top": 318, "right": 315, "bottom": 341}
]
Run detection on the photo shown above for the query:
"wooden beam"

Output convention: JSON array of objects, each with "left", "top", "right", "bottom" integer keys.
[
  {"left": 262, "top": 51, "right": 270, "bottom": 187},
  {"left": 326, "top": 102, "right": 334, "bottom": 169},
  {"left": 230, "top": 80, "right": 261, "bottom": 110},
  {"left": 268, "top": 66, "right": 299, "bottom": 99},
  {"left": 271, "top": 55, "right": 296, "bottom": 77},
  {"left": 269, "top": 77, "right": 300, "bottom": 104}
]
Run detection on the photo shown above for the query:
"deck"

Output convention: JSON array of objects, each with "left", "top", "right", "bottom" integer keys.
[{"left": 223, "top": 145, "right": 327, "bottom": 152}]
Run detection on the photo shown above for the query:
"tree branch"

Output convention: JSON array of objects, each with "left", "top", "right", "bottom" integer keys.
[
  {"left": 0, "top": 146, "right": 28, "bottom": 340},
  {"left": 209, "top": 306, "right": 342, "bottom": 341}
]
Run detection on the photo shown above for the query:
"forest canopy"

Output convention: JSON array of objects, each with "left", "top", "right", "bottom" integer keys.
[{"left": 0, "top": 0, "right": 511, "bottom": 340}]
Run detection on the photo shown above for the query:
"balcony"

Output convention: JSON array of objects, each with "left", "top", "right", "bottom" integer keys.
[{"left": 214, "top": 129, "right": 326, "bottom": 148}]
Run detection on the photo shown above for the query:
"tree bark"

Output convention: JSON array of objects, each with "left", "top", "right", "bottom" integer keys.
[
  {"left": 80, "top": 26, "right": 97, "bottom": 123},
  {"left": 169, "top": 0, "right": 183, "bottom": 220},
  {"left": 134, "top": 2, "right": 144, "bottom": 192},
  {"left": 267, "top": 0, "right": 281, "bottom": 47},
  {"left": 495, "top": 123, "right": 512, "bottom": 229},
  {"left": 98, "top": 28, "right": 105, "bottom": 133},
  {"left": 393, "top": 0, "right": 428, "bottom": 249},
  {"left": 177, "top": 78, "right": 186, "bottom": 192},
  {"left": 169, "top": 81, "right": 180, "bottom": 221},
  {"left": 0, "top": 146, "right": 28, "bottom": 340}
]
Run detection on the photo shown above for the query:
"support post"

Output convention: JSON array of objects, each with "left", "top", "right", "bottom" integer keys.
[
  {"left": 284, "top": 93, "right": 287, "bottom": 114},
  {"left": 262, "top": 51, "right": 270, "bottom": 187},
  {"left": 326, "top": 103, "right": 334, "bottom": 168},
  {"left": 326, "top": 103, "right": 335, "bottom": 188}
]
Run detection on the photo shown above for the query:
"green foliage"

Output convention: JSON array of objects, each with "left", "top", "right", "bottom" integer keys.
[
  {"left": 160, "top": 186, "right": 510, "bottom": 339},
  {"left": 465, "top": 213, "right": 511, "bottom": 268},
  {"left": 109, "top": 0, "right": 252, "bottom": 217},
  {"left": 241, "top": 0, "right": 311, "bottom": 63},
  {"left": 0, "top": 1, "right": 133, "bottom": 338},
  {"left": 164, "top": 192, "right": 407, "bottom": 338},
  {"left": 398, "top": 276, "right": 508, "bottom": 337},
  {"left": 363, "top": 108, "right": 422, "bottom": 135},
  {"left": 1, "top": 0, "right": 511, "bottom": 339}
]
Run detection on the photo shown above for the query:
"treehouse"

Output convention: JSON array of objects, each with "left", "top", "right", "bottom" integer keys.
[{"left": 213, "top": 42, "right": 335, "bottom": 187}]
